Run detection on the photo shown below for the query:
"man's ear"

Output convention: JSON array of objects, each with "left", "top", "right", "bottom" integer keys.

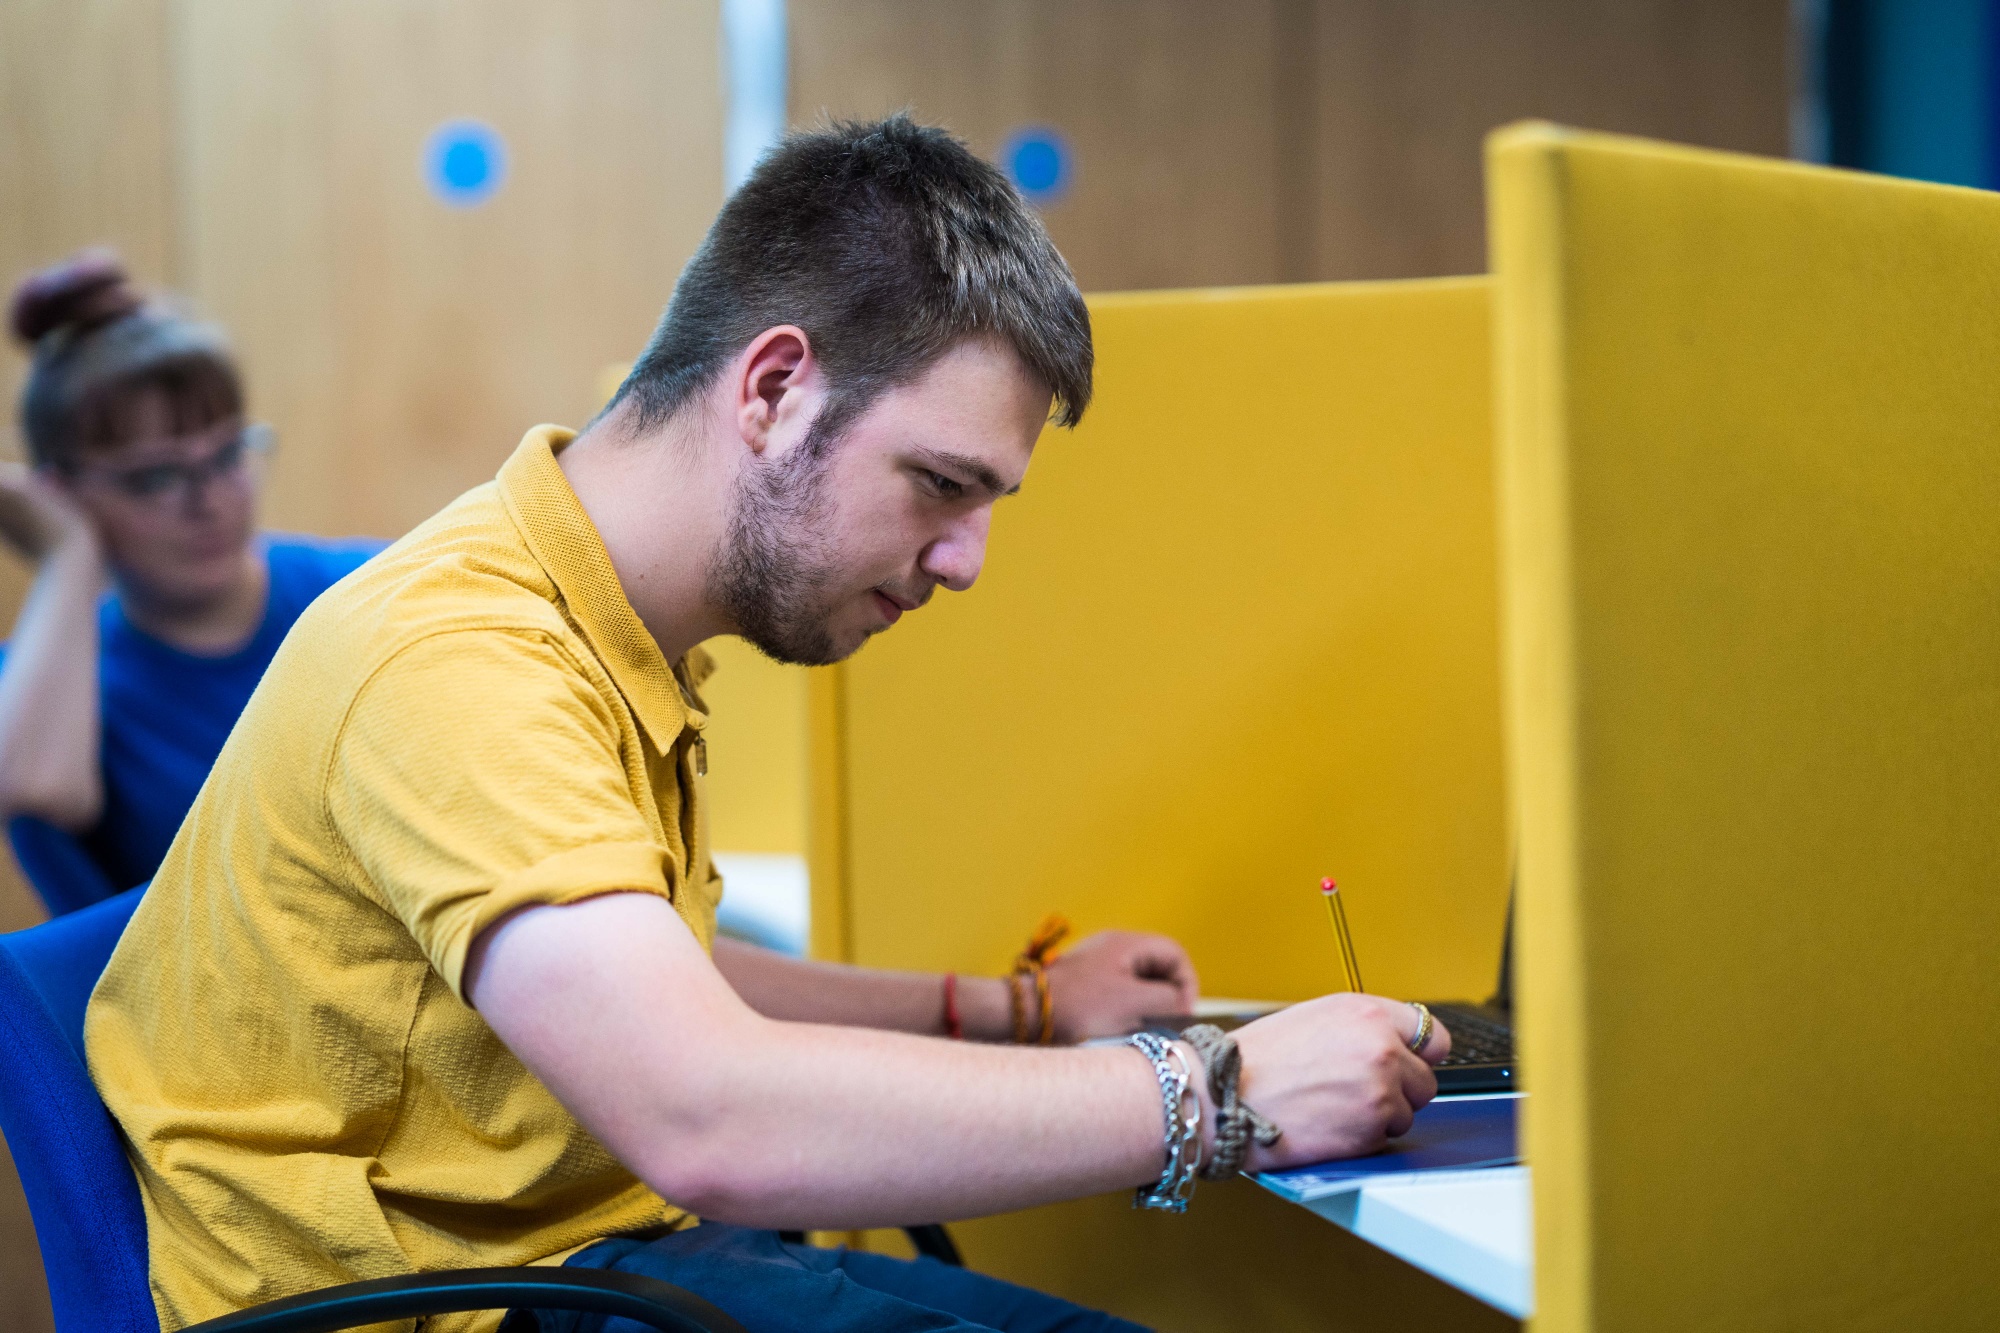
[{"left": 733, "top": 325, "right": 815, "bottom": 457}]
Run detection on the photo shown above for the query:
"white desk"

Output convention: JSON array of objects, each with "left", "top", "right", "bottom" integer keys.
[{"left": 1266, "top": 1166, "right": 1533, "bottom": 1319}]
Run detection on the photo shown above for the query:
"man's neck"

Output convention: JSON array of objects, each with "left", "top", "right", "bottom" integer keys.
[
  {"left": 559, "top": 404, "right": 734, "bottom": 663},
  {"left": 122, "top": 550, "right": 270, "bottom": 655}
]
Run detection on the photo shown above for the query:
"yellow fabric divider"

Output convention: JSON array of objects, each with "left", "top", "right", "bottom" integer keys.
[
  {"left": 810, "top": 278, "right": 1514, "bottom": 1328},
  {"left": 1490, "top": 123, "right": 2000, "bottom": 1332},
  {"left": 815, "top": 277, "right": 1510, "bottom": 999}
]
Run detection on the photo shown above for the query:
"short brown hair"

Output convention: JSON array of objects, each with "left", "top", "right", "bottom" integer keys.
[
  {"left": 9, "top": 251, "right": 241, "bottom": 472},
  {"left": 616, "top": 114, "right": 1092, "bottom": 447}
]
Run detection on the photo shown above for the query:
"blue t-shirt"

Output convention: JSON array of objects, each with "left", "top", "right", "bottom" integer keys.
[{"left": 6, "top": 535, "right": 385, "bottom": 913}]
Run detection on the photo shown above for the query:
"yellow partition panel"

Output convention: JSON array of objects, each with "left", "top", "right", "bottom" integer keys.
[
  {"left": 820, "top": 276, "right": 1508, "bottom": 998},
  {"left": 1490, "top": 124, "right": 2000, "bottom": 1332},
  {"left": 812, "top": 279, "right": 1514, "bottom": 1329}
]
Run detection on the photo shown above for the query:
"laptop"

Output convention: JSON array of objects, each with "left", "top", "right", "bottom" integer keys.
[
  {"left": 1424, "top": 891, "right": 1516, "bottom": 1094},
  {"left": 1150, "top": 886, "right": 1518, "bottom": 1095}
]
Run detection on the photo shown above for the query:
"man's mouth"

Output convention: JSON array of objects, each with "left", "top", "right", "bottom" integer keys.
[{"left": 871, "top": 589, "right": 915, "bottom": 625}]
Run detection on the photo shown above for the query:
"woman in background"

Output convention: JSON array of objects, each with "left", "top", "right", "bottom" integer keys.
[{"left": 0, "top": 251, "right": 381, "bottom": 912}]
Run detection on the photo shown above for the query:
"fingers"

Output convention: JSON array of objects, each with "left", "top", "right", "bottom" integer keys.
[
  {"left": 0, "top": 463, "right": 92, "bottom": 560},
  {"left": 1091, "top": 973, "right": 1184, "bottom": 1020},
  {"left": 1363, "top": 1001, "right": 1438, "bottom": 1138},
  {"left": 1396, "top": 1046, "right": 1439, "bottom": 1116},
  {"left": 1382, "top": 1081, "right": 1418, "bottom": 1140},
  {"left": 1161, "top": 955, "right": 1199, "bottom": 1011},
  {"left": 1076, "top": 929, "right": 1200, "bottom": 1010},
  {"left": 1124, "top": 933, "right": 1199, "bottom": 1006},
  {"left": 1417, "top": 1009, "right": 1452, "bottom": 1065},
  {"left": 1128, "top": 978, "right": 1190, "bottom": 1032},
  {"left": 1382, "top": 1000, "right": 1451, "bottom": 1067},
  {"left": 1044, "top": 937, "right": 1195, "bottom": 1040}
]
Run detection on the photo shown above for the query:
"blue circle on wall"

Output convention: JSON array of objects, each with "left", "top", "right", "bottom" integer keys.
[
  {"left": 1001, "top": 126, "right": 1072, "bottom": 205},
  {"left": 424, "top": 120, "right": 507, "bottom": 208}
]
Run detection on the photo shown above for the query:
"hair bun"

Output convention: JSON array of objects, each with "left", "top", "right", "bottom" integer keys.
[{"left": 9, "top": 249, "right": 145, "bottom": 346}]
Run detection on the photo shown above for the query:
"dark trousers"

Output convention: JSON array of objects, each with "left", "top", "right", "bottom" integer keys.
[{"left": 502, "top": 1223, "right": 1151, "bottom": 1333}]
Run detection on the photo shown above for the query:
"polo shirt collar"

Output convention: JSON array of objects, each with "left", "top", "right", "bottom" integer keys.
[{"left": 498, "top": 425, "right": 702, "bottom": 754}]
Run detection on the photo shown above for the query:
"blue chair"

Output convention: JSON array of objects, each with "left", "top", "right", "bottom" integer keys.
[
  {"left": 0, "top": 886, "right": 747, "bottom": 1333},
  {"left": 9, "top": 815, "right": 124, "bottom": 917}
]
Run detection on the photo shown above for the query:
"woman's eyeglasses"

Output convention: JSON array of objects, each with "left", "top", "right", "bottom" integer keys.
[{"left": 81, "top": 423, "right": 274, "bottom": 505}]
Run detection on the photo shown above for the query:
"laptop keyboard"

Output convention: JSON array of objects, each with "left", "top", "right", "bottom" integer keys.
[{"left": 1429, "top": 1004, "right": 1514, "bottom": 1066}]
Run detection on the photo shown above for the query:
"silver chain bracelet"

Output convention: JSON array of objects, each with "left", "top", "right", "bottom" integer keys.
[{"left": 1125, "top": 1031, "right": 1203, "bottom": 1212}]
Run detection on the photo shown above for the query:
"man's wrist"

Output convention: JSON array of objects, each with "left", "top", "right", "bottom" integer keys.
[{"left": 955, "top": 974, "right": 1015, "bottom": 1042}]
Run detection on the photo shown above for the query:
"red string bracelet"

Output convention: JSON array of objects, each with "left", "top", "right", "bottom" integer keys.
[{"left": 943, "top": 972, "right": 963, "bottom": 1040}]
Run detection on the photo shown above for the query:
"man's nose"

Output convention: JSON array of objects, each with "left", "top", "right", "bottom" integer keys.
[{"left": 920, "top": 507, "right": 992, "bottom": 593}]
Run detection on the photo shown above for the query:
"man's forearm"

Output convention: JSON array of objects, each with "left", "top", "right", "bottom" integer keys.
[
  {"left": 654, "top": 1015, "right": 1175, "bottom": 1228},
  {"left": 472, "top": 894, "right": 1187, "bottom": 1229},
  {"left": 712, "top": 936, "right": 1019, "bottom": 1040}
]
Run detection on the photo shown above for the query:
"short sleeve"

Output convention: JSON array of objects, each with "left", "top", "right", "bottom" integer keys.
[{"left": 327, "top": 628, "right": 672, "bottom": 999}]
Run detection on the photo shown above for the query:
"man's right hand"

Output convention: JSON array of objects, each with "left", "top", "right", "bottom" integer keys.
[{"left": 1231, "top": 992, "right": 1452, "bottom": 1169}]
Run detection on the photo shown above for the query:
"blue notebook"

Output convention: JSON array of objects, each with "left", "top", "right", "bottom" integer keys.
[{"left": 1254, "top": 1094, "right": 1520, "bottom": 1202}]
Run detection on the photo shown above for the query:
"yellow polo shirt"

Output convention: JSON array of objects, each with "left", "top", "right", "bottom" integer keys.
[{"left": 85, "top": 426, "right": 720, "bottom": 1332}]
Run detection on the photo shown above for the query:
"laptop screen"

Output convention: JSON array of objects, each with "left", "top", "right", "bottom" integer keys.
[{"left": 1490, "top": 876, "right": 1515, "bottom": 1014}]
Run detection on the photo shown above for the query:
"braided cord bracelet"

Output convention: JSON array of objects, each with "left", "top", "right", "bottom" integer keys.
[
  {"left": 1181, "top": 1023, "right": 1282, "bottom": 1178},
  {"left": 1010, "top": 914, "right": 1070, "bottom": 1044}
]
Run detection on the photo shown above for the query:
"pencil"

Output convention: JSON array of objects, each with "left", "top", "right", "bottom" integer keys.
[{"left": 1319, "top": 877, "right": 1365, "bottom": 993}]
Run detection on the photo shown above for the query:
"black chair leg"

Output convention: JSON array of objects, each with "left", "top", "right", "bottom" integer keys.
[
  {"left": 773, "top": 1225, "right": 963, "bottom": 1268},
  {"left": 902, "top": 1224, "right": 963, "bottom": 1268}
]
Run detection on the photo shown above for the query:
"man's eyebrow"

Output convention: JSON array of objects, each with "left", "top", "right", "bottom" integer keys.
[{"left": 916, "top": 448, "right": 1021, "bottom": 498}]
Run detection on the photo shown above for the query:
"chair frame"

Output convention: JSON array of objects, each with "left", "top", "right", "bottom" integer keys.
[{"left": 182, "top": 1267, "right": 743, "bottom": 1332}]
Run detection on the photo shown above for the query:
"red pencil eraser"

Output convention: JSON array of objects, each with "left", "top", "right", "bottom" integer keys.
[{"left": 1320, "top": 877, "right": 1338, "bottom": 894}]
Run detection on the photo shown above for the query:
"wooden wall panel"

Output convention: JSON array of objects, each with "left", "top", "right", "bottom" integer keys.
[
  {"left": 789, "top": 0, "right": 1292, "bottom": 292},
  {"left": 0, "top": 0, "right": 179, "bottom": 374},
  {"left": 0, "top": 0, "right": 180, "bottom": 939},
  {"left": 1306, "top": 0, "right": 1793, "bottom": 279},
  {"left": 792, "top": 0, "right": 1790, "bottom": 288},
  {"left": 173, "top": 0, "right": 723, "bottom": 541}
]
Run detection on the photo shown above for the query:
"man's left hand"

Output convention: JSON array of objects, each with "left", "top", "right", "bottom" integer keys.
[{"left": 1045, "top": 930, "right": 1200, "bottom": 1042}]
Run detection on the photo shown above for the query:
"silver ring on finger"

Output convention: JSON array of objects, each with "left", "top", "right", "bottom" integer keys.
[{"left": 1406, "top": 1002, "right": 1434, "bottom": 1055}]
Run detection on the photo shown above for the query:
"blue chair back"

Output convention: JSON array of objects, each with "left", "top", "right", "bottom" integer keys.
[
  {"left": 9, "top": 816, "right": 126, "bottom": 918},
  {"left": 0, "top": 885, "right": 160, "bottom": 1332}
]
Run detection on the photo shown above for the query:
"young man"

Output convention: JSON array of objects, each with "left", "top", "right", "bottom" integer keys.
[{"left": 86, "top": 117, "right": 1449, "bottom": 1333}]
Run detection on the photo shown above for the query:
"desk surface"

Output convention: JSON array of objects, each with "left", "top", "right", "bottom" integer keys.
[{"left": 1266, "top": 1165, "right": 1532, "bottom": 1319}]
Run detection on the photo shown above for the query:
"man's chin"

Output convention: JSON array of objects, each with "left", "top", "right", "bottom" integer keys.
[
  {"left": 738, "top": 621, "right": 866, "bottom": 669},
  {"left": 808, "top": 623, "right": 880, "bottom": 667}
]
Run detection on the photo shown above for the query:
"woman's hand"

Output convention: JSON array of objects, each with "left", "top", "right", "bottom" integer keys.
[
  {"left": 1045, "top": 929, "right": 1201, "bottom": 1042},
  {"left": 0, "top": 462, "right": 97, "bottom": 563},
  {"left": 0, "top": 461, "right": 107, "bottom": 826},
  {"left": 1232, "top": 992, "right": 1452, "bottom": 1169}
]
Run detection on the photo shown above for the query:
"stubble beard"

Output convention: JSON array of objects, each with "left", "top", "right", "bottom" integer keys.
[{"left": 705, "top": 436, "right": 847, "bottom": 667}]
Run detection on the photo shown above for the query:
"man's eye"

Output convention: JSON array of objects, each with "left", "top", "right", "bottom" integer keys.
[{"left": 924, "top": 470, "right": 965, "bottom": 499}]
